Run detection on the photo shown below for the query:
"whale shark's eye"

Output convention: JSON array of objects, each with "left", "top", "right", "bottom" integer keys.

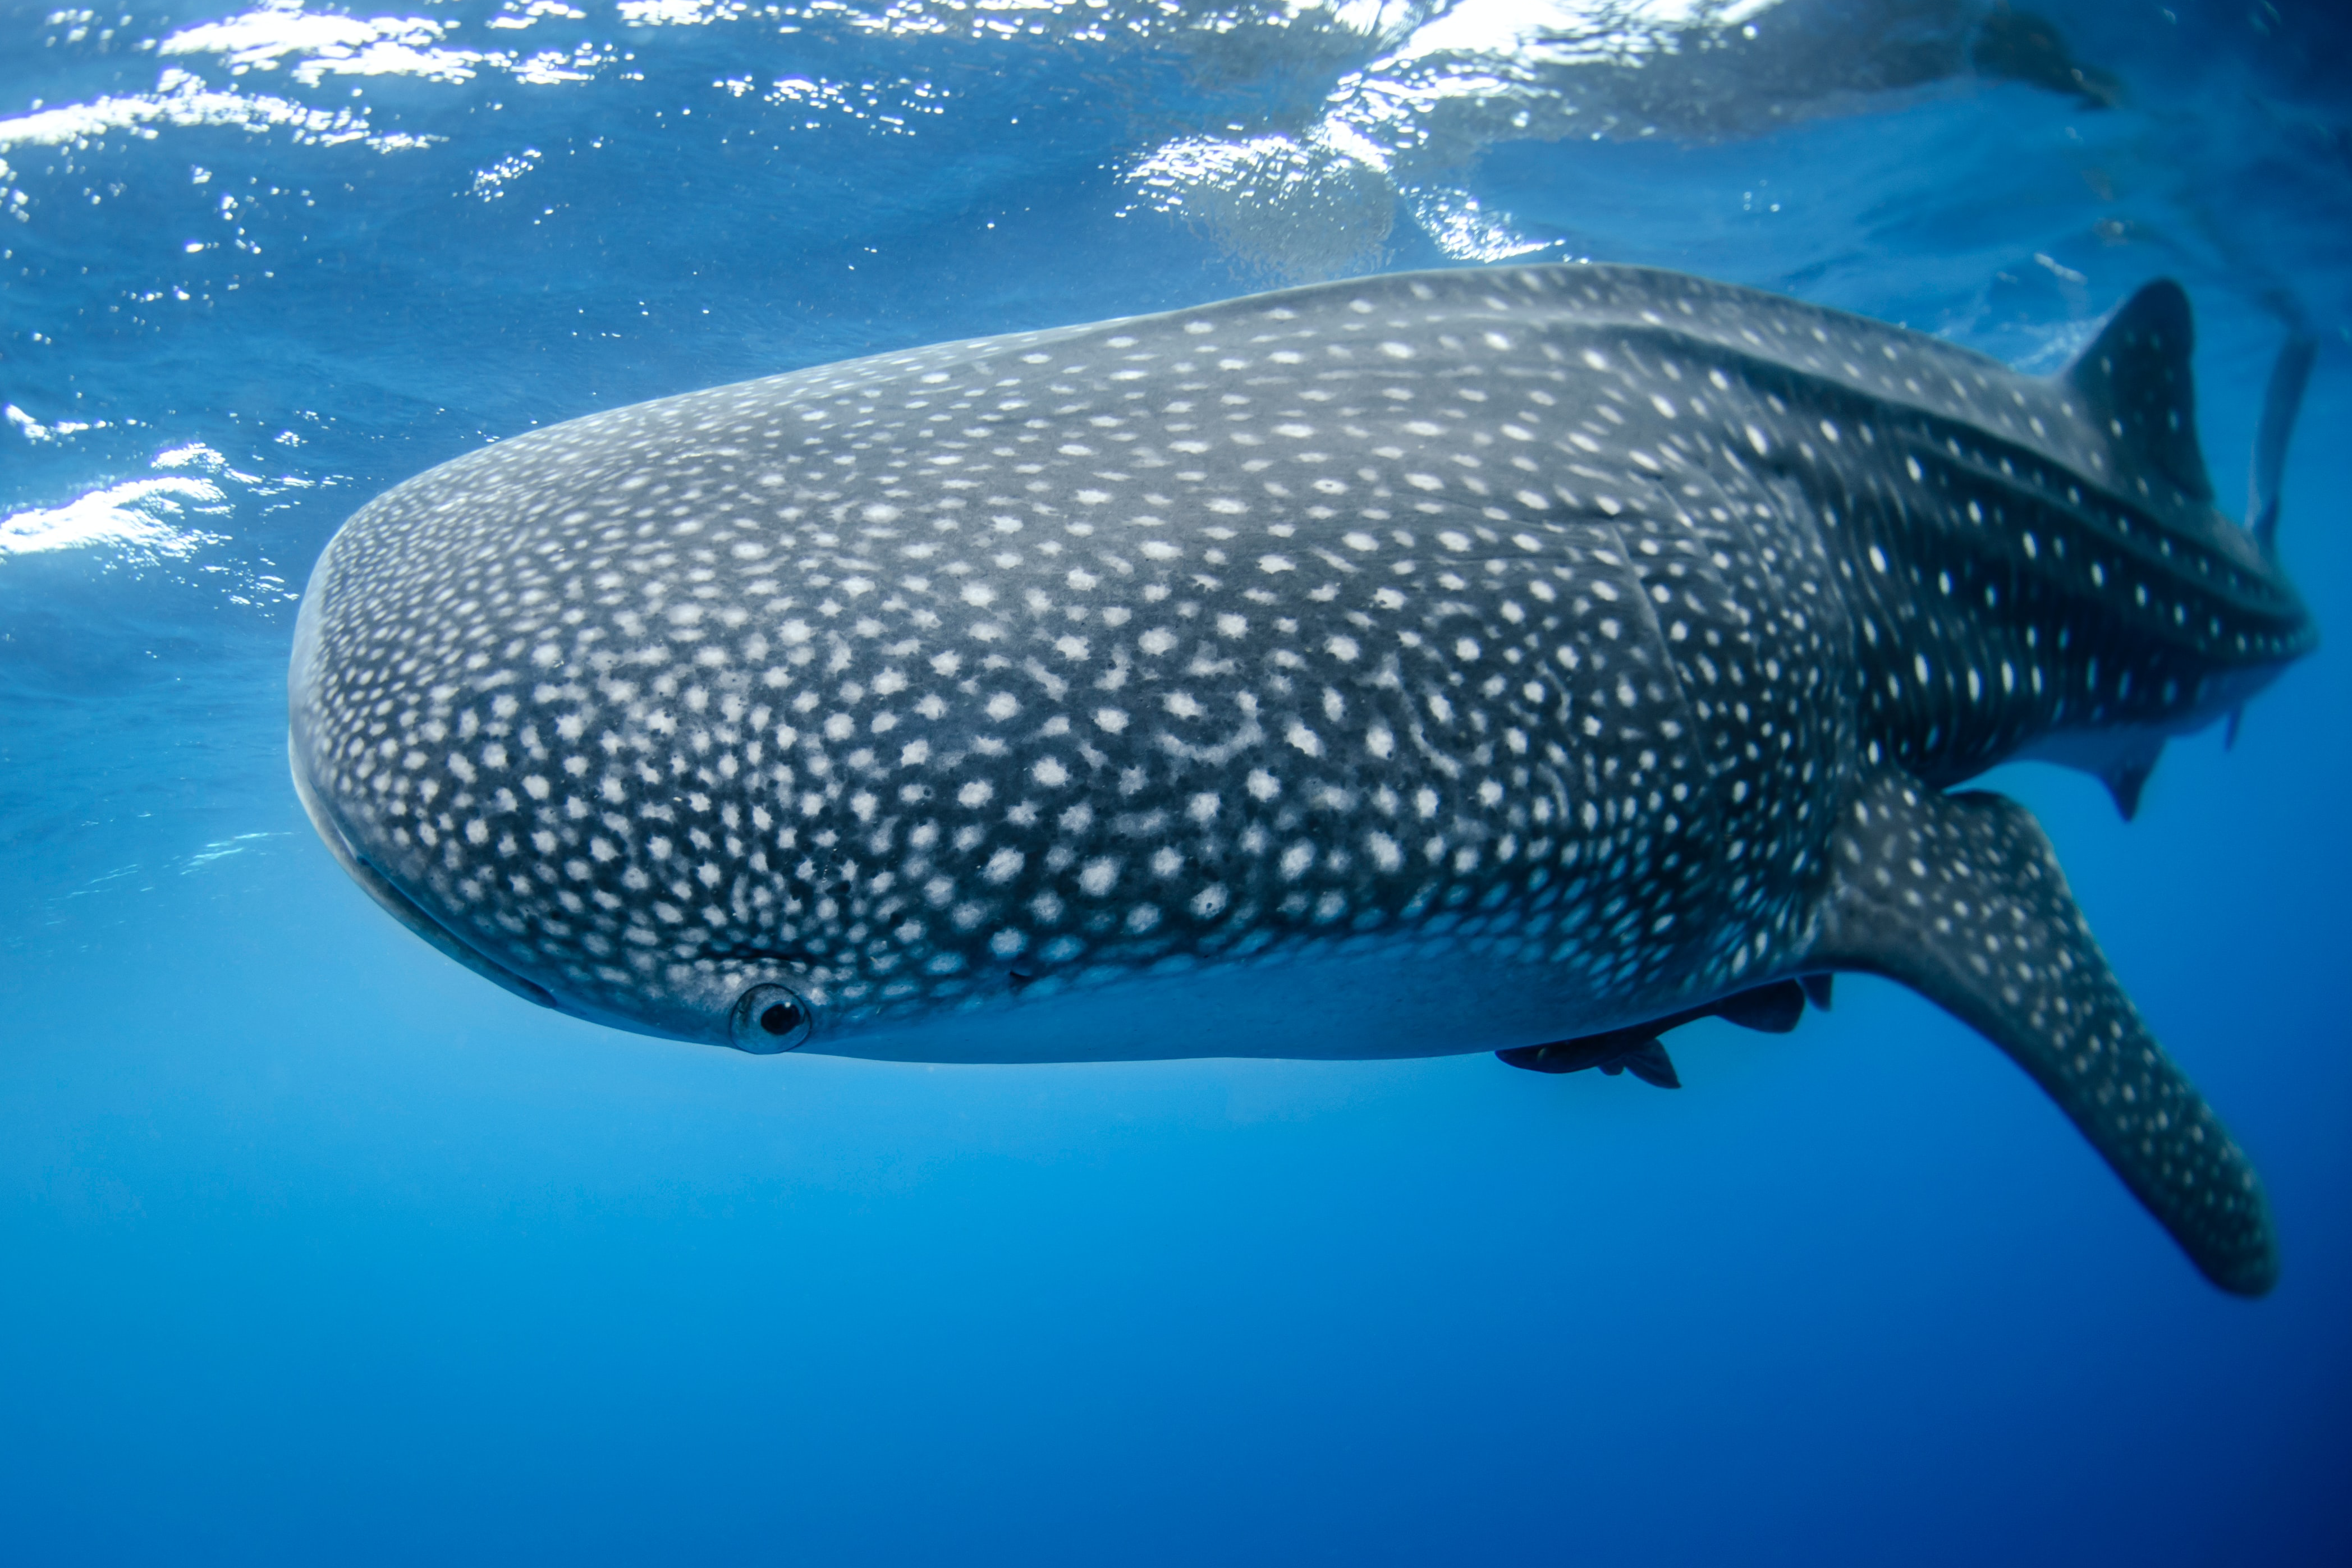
[{"left": 728, "top": 982, "right": 814, "bottom": 1054}]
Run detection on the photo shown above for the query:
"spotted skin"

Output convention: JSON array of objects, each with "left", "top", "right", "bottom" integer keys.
[
  {"left": 290, "top": 264, "right": 2313, "bottom": 1291},
  {"left": 1813, "top": 774, "right": 2276, "bottom": 1295}
]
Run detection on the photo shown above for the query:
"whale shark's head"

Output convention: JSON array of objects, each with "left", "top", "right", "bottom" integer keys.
[
  {"left": 281, "top": 418, "right": 1095, "bottom": 1058},
  {"left": 288, "top": 268, "right": 1718, "bottom": 1062}
]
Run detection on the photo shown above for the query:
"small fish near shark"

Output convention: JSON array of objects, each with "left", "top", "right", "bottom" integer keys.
[{"left": 289, "top": 263, "right": 2317, "bottom": 1295}]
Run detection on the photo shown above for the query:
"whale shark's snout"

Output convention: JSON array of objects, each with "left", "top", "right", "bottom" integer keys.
[
  {"left": 291, "top": 696, "right": 823, "bottom": 1052},
  {"left": 289, "top": 569, "right": 562, "bottom": 1015}
]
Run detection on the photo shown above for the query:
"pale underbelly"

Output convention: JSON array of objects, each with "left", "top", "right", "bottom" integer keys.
[{"left": 803, "top": 931, "right": 1708, "bottom": 1065}]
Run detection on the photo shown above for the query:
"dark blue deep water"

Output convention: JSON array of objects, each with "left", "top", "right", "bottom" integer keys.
[{"left": 3, "top": 2, "right": 2347, "bottom": 1561}]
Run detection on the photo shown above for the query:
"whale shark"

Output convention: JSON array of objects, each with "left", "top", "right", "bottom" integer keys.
[{"left": 288, "top": 263, "right": 2316, "bottom": 1295}]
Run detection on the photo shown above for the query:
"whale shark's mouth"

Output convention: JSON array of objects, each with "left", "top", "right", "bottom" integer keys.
[{"left": 287, "top": 735, "right": 558, "bottom": 1013}]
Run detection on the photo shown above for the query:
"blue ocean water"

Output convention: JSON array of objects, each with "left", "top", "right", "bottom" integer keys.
[{"left": 2, "top": 1, "right": 2347, "bottom": 1561}]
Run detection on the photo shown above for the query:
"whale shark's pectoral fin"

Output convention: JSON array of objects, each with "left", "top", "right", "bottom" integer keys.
[{"left": 1808, "top": 775, "right": 2278, "bottom": 1295}]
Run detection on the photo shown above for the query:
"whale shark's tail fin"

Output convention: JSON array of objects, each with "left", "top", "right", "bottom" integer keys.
[
  {"left": 2066, "top": 278, "right": 2214, "bottom": 505},
  {"left": 2249, "top": 331, "right": 2317, "bottom": 552},
  {"left": 1807, "top": 774, "right": 2278, "bottom": 1295}
]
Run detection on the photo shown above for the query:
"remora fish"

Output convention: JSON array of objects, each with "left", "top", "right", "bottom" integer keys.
[{"left": 289, "top": 264, "right": 2316, "bottom": 1294}]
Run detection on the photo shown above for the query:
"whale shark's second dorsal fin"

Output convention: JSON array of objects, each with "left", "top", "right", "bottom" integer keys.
[
  {"left": 2101, "top": 732, "right": 2166, "bottom": 822},
  {"left": 2066, "top": 279, "right": 2214, "bottom": 503},
  {"left": 1807, "top": 774, "right": 2277, "bottom": 1294}
]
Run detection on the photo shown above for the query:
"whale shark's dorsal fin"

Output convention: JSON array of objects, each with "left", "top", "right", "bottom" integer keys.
[
  {"left": 2065, "top": 279, "right": 2213, "bottom": 503},
  {"left": 1808, "top": 774, "right": 2277, "bottom": 1295},
  {"left": 2249, "top": 332, "right": 2318, "bottom": 551}
]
